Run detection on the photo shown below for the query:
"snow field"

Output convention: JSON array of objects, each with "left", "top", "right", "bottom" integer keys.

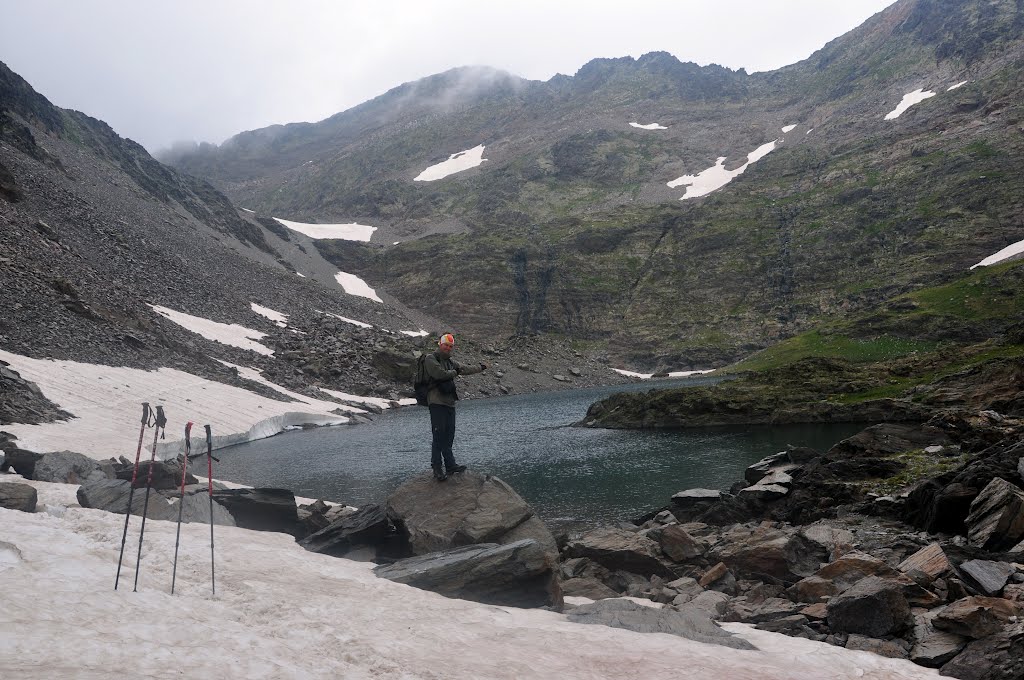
[
  {"left": 414, "top": 145, "right": 487, "bottom": 182},
  {"left": 0, "top": 498, "right": 938, "bottom": 680}
]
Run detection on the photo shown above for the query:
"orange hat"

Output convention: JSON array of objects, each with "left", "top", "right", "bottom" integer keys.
[{"left": 438, "top": 333, "right": 455, "bottom": 347}]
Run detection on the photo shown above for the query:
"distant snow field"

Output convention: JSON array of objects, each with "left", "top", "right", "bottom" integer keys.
[
  {"left": 971, "top": 238, "right": 1024, "bottom": 270},
  {"left": 613, "top": 368, "right": 714, "bottom": 379},
  {"left": 0, "top": 349, "right": 348, "bottom": 459},
  {"left": 884, "top": 88, "right": 937, "bottom": 120},
  {"left": 250, "top": 302, "right": 288, "bottom": 328},
  {"left": 296, "top": 272, "right": 306, "bottom": 278},
  {"left": 667, "top": 140, "right": 778, "bottom": 199},
  {"left": 318, "top": 310, "right": 373, "bottom": 328},
  {"left": 149, "top": 304, "right": 274, "bottom": 356},
  {"left": 781, "top": 124, "right": 797, "bottom": 133},
  {"left": 612, "top": 368, "right": 654, "bottom": 379},
  {"left": 629, "top": 122, "right": 668, "bottom": 130},
  {"left": 400, "top": 329, "right": 429, "bottom": 337},
  {"left": 334, "top": 272, "right": 383, "bottom": 303},
  {"left": 947, "top": 81, "right": 968, "bottom": 91},
  {"left": 414, "top": 145, "right": 487, "bottom": 182},
  {"left": 273, "top": 218, "right": 377, "bottom": 242},
  {"left": 241, "top": 207, "right": 255, "bottom": 213}
]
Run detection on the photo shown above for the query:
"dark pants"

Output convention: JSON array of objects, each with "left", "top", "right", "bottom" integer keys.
[{"left": 428, "top": 404, "right": 457, "bottom": 470}]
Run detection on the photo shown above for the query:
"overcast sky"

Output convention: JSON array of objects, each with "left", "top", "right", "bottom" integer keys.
[{"left": 0, "top": 1, "right": 896, "bottom": 153}]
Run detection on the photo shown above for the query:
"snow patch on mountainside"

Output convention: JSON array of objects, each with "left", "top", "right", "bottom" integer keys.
[
  {"left": 630, "top": 122, "right": 668, "bottom": 130},
  {"left": 334, "top": 272, "right": 382, "bottom": 302},
  {"left": 272, "top": 218, "right": 377, "bottom": 242},
  {"left": 971, "top": 238, "right": 1024, "bottom": 269},
  {"left": 318, "top": 310, "right": 373, "bottom": 328},
  {"left": 150, "top": 305, "right": 274, "bottom": 356},
  {"left": 414, "top": 145, "right": 487, "bottom": 181},
  {"left": 884, "top": 89, "right": 936, "bottom": 120},
  {"left": 250, "top": 302, "right": 288, "bottom": 327},
  {"left": 667, "top": 140, "right": 779, "bottom": 199}
]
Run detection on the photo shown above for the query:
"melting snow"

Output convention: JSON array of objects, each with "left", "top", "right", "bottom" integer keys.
[
  {"left": 0, "top": 499, "right": 939, "bottom": 680},
  {"left": 612, "top": 368, "right": 654, "bottom": 379},
  {"left": 400, "top": 329, "right": 429, "bottom": 337},
  {"left": 884, "top": 89, "right": 937, "bottom": 120},
  {"left": 318, "top": 310, "right": 373, "bottom": 328},
  {"left": 149, "top": 305, "right": 274, "bottom": 356},
  {"left": 296, "top": 272, "right": 306, "bottom": 278},
  {"left": 970, "top": 238, "right": 1024, "bottom": 270},
  {"left": 630, "top": 122, "right": 668, "bottom": 130},
  {"left": 414, "top": 145, "right": 487, "bottom": 182},
  {"left": 319, "top": 387, "right": 414, "bottom": 409},
  {"left": 806, "top": 129, "right": 814, "bottom": 135},
  {"left": 273, "top": 218, "right": 377, "bottom": 242},
  {"left": 947, "top": 81, "right": 968, "bottom": 91},
  {"left": 250, "top": 302, "right": 288, "bottom": 328},
  {"left": 215, "top": 360, "right": 367, "bottom": 415},
  {"left": 0, "top": 349, "right": 347, "bottom": 459},
  {"left": 781, "top": 124, "right": 797, "bottom": 133},
  {"left": 241, "top": 208, "right": 255, "bottom": 213},
  {"left": 334, "top": 272, "right": 382, "bottom": 303},
  {"left": 667, "top": 140, "right": 779, "bottom": 199},
  {"left": 668, "top": 369, "right": 715, "bottom": 378}
]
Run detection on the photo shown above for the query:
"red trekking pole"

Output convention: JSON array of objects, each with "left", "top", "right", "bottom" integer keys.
[
  {"left": 205, "top": 424, "right": 217, "bottom": 596},
  {"left": 115, "top": 403, "right": 152, "bottom": 591},
  {"left": 132, "top": 405, "right": 167, "bottom": 592},
  {"left": 170, "top": 422, "right": 194, "bottom": 594}
]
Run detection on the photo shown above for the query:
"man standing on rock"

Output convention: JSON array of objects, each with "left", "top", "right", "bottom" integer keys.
[{"left": 423, "top": 333, "right": 487, "bottom": 481}]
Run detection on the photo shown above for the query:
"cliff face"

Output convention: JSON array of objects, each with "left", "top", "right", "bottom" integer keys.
[{"left": 167, "top": 0, "right": 1024, "bottom": 369}]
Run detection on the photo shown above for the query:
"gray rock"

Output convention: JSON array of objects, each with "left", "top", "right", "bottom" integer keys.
[
  {"left": 655, "top": 524, "right": 703, "bottom": 562},
  {"left": 374, "top": 539, "right": 560, "bottom": 609},
  {"left": 939, "top": 622, "right": 1024, "bottom": 680},
  {"left": 76, "top": 478, "right": 176, "bottom": 520},
  {"left": 561, "top": 577, "right": 620, "bottom": 600},
  {"left": 0, "top": 482, "right": 37, "bottom": 512},
  {"left": 386, "top": 471, "right": 557, "bottom": 560},
  {"left": 744, "top": 452, "right": 790, "bottom": 484},
  {"left": 959, "top": 559, "right": 1017, "bottom": 597},
  {"left": 845, "top": 634, "right": 909, "bottom": 659},
  {"left": 677, "top": 590, "right": 730, "bottom": 618},
  {"left": 211, "top": 488, "right": 298, "bottom": 534},
  {"left": 826, "top": 576, "right": 911, "bottom": 637},
  {"left": 563, "top": 527, "right": 674, "bottom": 577},
  {"left": 32, "top": 450, "right": 105, "bottom": 484},
  {"left": 910, "top": 611, "right": 969, "bottom": 668},
  {"left": 966, "top": 478, "right": 1024, "bottom": 551},
  {"left": 299, "top": 503, "right": 394, "bottom": 557},
  {"left": 567, "top": 598, "right": 756, "bottom": 650},
  {"left": 170, "top": 492, "right": 236, "bottom": 527}
]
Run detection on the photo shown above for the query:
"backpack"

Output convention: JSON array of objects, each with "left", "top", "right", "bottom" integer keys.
[{"left": 412, "top": 353, "right": 432, "bottom": 406}]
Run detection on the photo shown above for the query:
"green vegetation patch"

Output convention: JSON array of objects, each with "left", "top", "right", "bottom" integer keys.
[
  {"left": 863, "top": 448, "right": 970, "bottom": 496},
  {"left": 728, "top": 331, "right": 937, "bottom": 373}
]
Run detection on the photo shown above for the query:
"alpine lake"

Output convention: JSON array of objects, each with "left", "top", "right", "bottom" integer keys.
[{"left": 216, "top": 376, "right": 867, "bottom": 532}]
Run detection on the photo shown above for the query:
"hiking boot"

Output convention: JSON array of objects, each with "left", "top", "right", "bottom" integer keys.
[
  {"left": 447, "top": 464, "right": 467, "bottom": 475},
  {"left": 433, "top": 468, "right": 448, "bottom": 482}
]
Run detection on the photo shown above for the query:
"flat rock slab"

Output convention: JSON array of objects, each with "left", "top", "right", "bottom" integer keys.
[
  {"left": 374, "top": 539, "right": 560, "bottom": 609},
  {"left": 77, "top": 478, "right": 176, "bottom": 520},
  {"left": 898, "top": 542, "right": 953, "bottom": 583},
  {"left": 32, "top": 450, "right": 106, "bottom": 484},
  {"left": 299, "top": 503, "right": 393, "bottom": 557},
  {"left": 959, "top": 559, "right": 1017, "bottom": 596},
  {"left": 563, "top": 526, "right": 673, "bottom": 577},
  {"left": 966, "top": 477, "right": 1024, "bottom": 551},
  {"left": 567, "top": 598, "right": 756, "bottom": 650},
  {"left": 211, "top": 488, "right": 298, "bottom": 535}
]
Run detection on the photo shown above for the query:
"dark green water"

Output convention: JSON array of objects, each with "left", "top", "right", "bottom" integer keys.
[{"left": 216, "top": 377, "right": 868, "bottom": 530}]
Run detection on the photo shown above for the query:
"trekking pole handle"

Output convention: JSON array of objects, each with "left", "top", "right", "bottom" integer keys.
[{"left": 141, "top": 402, "right": 151, "bottom": 424}]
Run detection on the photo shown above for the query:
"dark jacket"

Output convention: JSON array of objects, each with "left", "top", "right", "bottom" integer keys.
[{"left": 423, "top": 350, "right": 484, "bottom": 407}]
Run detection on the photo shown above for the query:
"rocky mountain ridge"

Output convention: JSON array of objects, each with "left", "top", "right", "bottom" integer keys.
[{"left": 164, "top": 0, "right": 1024, "bottom": 370}]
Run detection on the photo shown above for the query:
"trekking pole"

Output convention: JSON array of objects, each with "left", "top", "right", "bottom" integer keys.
[
  {"left": 170, "top": 422, "right": 194, "bottom": 595},
  {"left": 205, "top": 424, "right": 217, "bottom": 596},
  {"left": 132, "top": 405, "right": 167, "bottom": 592},
  {"left": 115, "top": 402, "right": 152, "bottom": 591}
]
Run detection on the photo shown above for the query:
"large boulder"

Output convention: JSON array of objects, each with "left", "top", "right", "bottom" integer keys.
[
  {"left": 171, "top": 492, "right": 236, "bottom": 527},
  {"left": 826, "top": 576, "right": 911, "bottom": 637},
  {"left": 32, "top": 450, "right": 107, "bottom": 484},
  {"left": 567, "top": 598, "right": 756, "bottom": 650},
  {"left": 374, "top": 539, "right": 561, "bottom": 609},
  {"left": 910, "top": 610, "right": 969, "bottom": 668},
  {"left": 0, "top": 482, "right": 37, "bottom": 512},
  {"left": 939, "top": 622, "right": 1024, "bottom": 680},
  {"left": 711, "top": 526, "right": 827, "bottom": 584},
  {"left": 933, "top": 596, "right": 1022, "bottom": 639},
  {"left": 966, "top": 477, "right": 1024, "bottom": 551},
  {"left": 958, "top": 560, "right": 1016, "bottom": 597},
  {"left": 386, "top": 471, "right": 557, "bottom": 560},
  {"left": 828, "top": 423, "right": 951, "bottom": 458},
  {"left": 211, "top": 488, "right": 298, "bottom": 535},
  {"left": 76, "top": 478, "right": 177, "bottom": 520}
]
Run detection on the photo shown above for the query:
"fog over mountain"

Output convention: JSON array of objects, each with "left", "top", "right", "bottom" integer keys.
[{"left": 0, "top": 1, "right": 896, "bottom": 151}]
